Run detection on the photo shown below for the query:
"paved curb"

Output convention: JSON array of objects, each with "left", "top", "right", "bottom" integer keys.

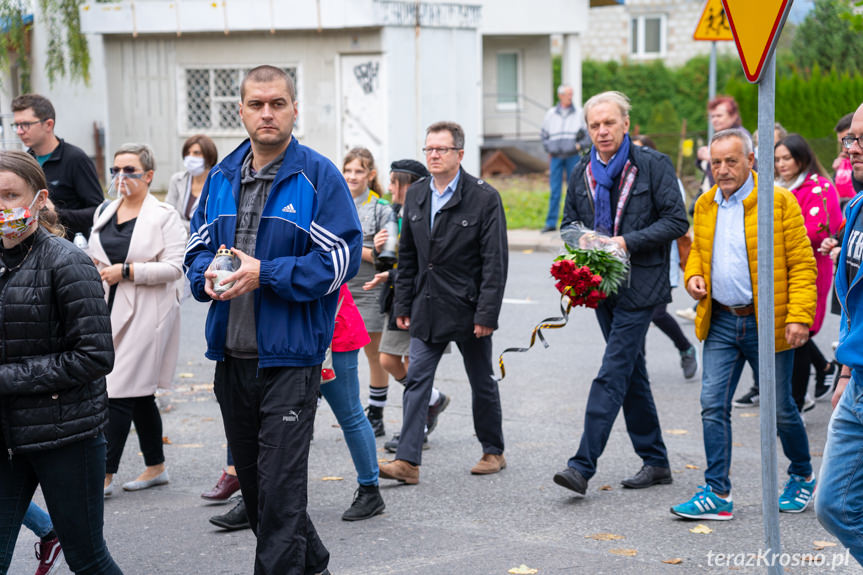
[{"left": 507, "top": 228, "right": 564, "bottom": 253}]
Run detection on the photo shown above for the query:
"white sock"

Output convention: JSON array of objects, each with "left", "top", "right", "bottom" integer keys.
[{"left": 429, "top": 388, "right": 441, "bottom": 406}]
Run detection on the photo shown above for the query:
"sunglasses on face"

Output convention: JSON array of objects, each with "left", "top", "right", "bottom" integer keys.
[{"left": 109, "top": 166, "right": 145, "bottom": 178}]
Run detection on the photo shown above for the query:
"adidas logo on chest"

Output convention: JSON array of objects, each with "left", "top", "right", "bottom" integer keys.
[{"left": 282, "top": 203, "right": 296, "bottom": 214}]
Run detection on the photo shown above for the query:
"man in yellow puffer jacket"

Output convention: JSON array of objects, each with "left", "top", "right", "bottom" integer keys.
[{"left": 670, "top": 129, "right": 817, "bottom": 522}]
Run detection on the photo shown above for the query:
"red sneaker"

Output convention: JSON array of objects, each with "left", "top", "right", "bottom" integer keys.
[
  {"left": 34, "top": 535, "right": 63, "bottom": 575},
  {"left": 200, "top": 470, "right": 241, "bottom": 502}
]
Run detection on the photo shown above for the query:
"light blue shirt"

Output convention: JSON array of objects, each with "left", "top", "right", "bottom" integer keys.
[
  {"left": 429, "top": 171, "right": 460, "bottom": 229},
  {"left": 711, "top": 173, "right": 755, "bottom": 306}
]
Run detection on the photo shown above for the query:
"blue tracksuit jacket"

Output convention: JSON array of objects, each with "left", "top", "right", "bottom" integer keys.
[{"left": 184, "top": 137, "right": 362, "bottom": 367}]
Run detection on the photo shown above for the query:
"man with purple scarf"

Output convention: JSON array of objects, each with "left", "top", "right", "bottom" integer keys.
[{"left": 552, "top": 91, "right": 689, "bottom": 497}]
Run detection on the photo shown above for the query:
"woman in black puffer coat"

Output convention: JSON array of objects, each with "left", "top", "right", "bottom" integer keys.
[{"left": 0, "top": 151, "right": 122, "bottom": 574}]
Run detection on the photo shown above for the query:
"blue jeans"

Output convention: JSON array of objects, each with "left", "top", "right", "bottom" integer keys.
[
  {"left": 22, "top": 502, "right": 53, "bottom": 539},
  {"left": 568, "top": 301, "right": 669, "bottom": 479},
  {"left": 700, "top": 310, "right": 811, "bottom": 494},
  {"left": 816, "top": 372, "right": 863, "bottom": 565},
  {"left": 0, "top": 434, "right": 122, "bottom": 574},
  {"left": 545, "top": 154, "right": 580, "bottom": 229},
  {"left": 320, "top": 350, "right": 379, "bottom": 485}
]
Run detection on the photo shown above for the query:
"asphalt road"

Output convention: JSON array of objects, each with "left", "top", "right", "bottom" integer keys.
[{"left": 11, "top": 250, "right": 861, "bottom": 575}]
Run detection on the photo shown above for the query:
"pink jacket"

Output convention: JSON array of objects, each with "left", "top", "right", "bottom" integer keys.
[
  {"left": 835, "top": 157, "right": 856, "bottom": 200},
  {"left": 789, "top": 173, "right": 841, "bottom": 334},
  {"left": 332, "top": 285, "right": 370, "bottom": 353}
]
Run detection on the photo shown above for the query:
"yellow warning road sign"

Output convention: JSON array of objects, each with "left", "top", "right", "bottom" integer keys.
[
  {"left": 722, "top": 0, "right": 792, "bottom": 83},
  {"left": 693, "top": 0, "right": 734, "bottom": 42}
]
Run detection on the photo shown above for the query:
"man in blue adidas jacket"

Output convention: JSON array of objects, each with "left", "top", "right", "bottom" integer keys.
[
  {"left": 185, "top": 65, "right": 361, "bottom": 575},
  {"left": 816, "top": 102, "right": 863, "bottom": 566}
]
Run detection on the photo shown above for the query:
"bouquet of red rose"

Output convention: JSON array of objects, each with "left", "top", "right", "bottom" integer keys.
[{"left": 551, "top": 223, "right": 629, "bottom": 309}]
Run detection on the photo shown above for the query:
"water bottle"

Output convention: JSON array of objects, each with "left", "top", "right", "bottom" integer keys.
[
  {"left": 376, "top": 210, "right": 399, "bottom": 270},
  {"left": 73, "top": 232, "right": 88, "bottom": 251}
]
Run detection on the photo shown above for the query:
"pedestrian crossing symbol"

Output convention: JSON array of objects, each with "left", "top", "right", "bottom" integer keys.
[{"left": 694, "top": 0, "right": 734, "bottom": 41}]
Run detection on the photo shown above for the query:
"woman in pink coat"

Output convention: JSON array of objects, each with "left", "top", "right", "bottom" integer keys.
[{"left": 775, "top": 134, "right": 842, "bottom": 412}]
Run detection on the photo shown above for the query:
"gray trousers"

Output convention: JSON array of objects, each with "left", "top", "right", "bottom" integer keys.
[{"left": 395, "top": 336, "right": 504, "bottom": 465}]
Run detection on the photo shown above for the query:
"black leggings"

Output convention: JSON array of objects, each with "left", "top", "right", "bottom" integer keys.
[
  {"left": 105, "top": 396, "right": 165, "bottom": 474},
  {"left": 652, "top": 303, "right": 692, "bottom": 352},
  {"left": 791, "top": 339, "right": 829, "bottom": 410}
]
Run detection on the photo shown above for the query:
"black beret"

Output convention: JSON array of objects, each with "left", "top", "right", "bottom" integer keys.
[{"left": 390, "top": 159, "right": 429, "bottom": 179}]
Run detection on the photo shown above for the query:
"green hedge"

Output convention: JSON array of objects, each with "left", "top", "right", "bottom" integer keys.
[
  {"left": 726, "top": 66, "right": 863, "bottom": 139},
  {"left": 581, "top": 57, "right": 863, "bottom": 175},
  {"left": 582, "top": 55, "right": 746, "bottom": 136}
]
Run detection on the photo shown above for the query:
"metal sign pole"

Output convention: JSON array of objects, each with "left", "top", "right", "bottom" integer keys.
[
  {"left": 708, "top": 41, "right": 717, "bottom": 142},
  {"left": 756, "top": 52, "right": 781, "bottom": 574}
]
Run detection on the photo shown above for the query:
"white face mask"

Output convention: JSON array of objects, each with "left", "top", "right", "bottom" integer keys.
[{"left": 184, "top": 155, "right": 206, "bottom": 176}]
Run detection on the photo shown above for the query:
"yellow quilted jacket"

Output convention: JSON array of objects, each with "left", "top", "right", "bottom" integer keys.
[{"left": 684, "top": 172, "right": 817, "bottom": 352}]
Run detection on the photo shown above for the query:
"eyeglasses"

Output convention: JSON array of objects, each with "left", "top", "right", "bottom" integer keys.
[
  {"left": 109, "top": 166, "right": 144, "bottom": 178},
  {"left": 842, "top": 135, "right": 863, "bottom": 151},
  {"left": 422, "top": 147, "right": 461, "bottom": 156},
  {"left": 11, "top": 120, "right": 44, "bottom": 132}
]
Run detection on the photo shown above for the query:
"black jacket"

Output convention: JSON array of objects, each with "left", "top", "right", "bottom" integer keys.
[
  {"left": 394, "top": 168, "right": 508, "bottom": 342},
  {"left": 563, "top": 145, "right": 689, "bottom": 310},
  {"left": 29, "top": 139, "right": 104, "bottom": 240},
  {"left": 0, "top": 228, "right": 114, "bottom": 454}
]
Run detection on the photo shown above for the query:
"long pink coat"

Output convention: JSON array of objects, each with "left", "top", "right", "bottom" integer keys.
[
  {"left": 788, "top": 173, "right": 841, "bottom": 335},
  {"left": 89, "top": 194, "right": 187, "bottom": 398}
]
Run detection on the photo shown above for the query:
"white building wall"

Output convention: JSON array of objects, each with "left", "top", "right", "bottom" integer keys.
[
  {"left": 482, "top": 36, "right": 552, "bottom": 139},
  {"left": 381, "top": 25, "right": 482, "bottom": 176},
  {"left": 104, "top": 30, "right": 384, "bottom": 191},
  {"left": 478, "top": 0, "right": 588, "bottom": 35},
  {"left": 582, "top": 0, "right": 735, "bottom": 67}
]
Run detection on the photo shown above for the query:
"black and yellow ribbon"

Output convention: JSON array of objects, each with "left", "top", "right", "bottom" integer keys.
[{"left": 497, "top": 294, "right": 573, "bottom": 381}]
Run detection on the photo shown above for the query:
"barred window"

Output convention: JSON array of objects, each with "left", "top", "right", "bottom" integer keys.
[{"left": 179, "top": 66, "right": 299, "bottom": 134}]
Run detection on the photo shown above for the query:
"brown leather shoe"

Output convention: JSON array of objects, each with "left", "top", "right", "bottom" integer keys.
[
  {"left": 201, "top": 470, "right": 241, "bottom": 502},
  {"left": 471, "top": 453, "right": 506, "bottom": 475},
  {"left": 379, "top": 459, "right": 419, "bottom": 484}
]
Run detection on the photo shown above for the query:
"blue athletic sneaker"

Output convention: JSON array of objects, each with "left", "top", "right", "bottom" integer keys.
[
  {"left": 670, "top": 485, "right": 734, "bottom": 520},
  {"left": 778, "top": 474, "right": 816, "bottom": 513}
]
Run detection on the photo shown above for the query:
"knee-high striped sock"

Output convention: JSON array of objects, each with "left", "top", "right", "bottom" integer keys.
[{"left": 369, "top": 385, "right": 388, "bottom": 408}]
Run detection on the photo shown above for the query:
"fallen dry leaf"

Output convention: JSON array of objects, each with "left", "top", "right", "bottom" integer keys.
[
  {"left": 800, "top": 554, "right": 818, "bottom": 563},
  {"left": 739, "top": 412, "right": 758, "bottom": 418},
  {"left": 321, "top": 476, "right": 344, "bottom": 481},
  {"left": 599, "top": 484, "right": 613, "bottom": 491},
  {"left": 662, "top": 558, "right": 683, "bottom": 565},
  {"left": 162, "top": 436, "right": 172, "bottom": 445},
  {"left": 508, "top": 565, "right": 538, "bottom": 575},
  {"left": 177, "top": 372, "right": 195, "bottom": 378},
  {"left": 521, "top": 249, "right": 535, "bottom": 255},
  {"left": 813, "top": 540, "right": 838, "bottom": 550},
  {"left": 586, "top": 533, "right": 624, "bottom": 541},
  {"left": 666, "top": 429, "right": 688, "bottom": 435},
  {"left": 172, "top": 443, "right": 203, "bottom": 448},
  {"left": 689, "top": 524, "right": 713, "bottom": 534},
  {"left": 608, "top": 548, "right": 638, "bottom": 557},
  {"left": 812, "top": 451, "right": 823, "bottom": 457},
  {"left": 685, "top": 464, "right": 700, "bottom": 470},
  {"left": 201, "top": 417, "right": 215, "bottom": 422},
  {"left": 732, "top": 442, "right": 743, "bottom": 447}
]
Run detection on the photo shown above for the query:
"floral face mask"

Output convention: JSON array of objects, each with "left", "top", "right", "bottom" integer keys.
[{"left": 0, "top": 191, "right": 42, "bottom": 240}]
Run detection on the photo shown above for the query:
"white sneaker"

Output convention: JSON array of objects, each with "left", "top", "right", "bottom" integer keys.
[{"left": 675, "top": 307, "right": 697, "bottom": 322}]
